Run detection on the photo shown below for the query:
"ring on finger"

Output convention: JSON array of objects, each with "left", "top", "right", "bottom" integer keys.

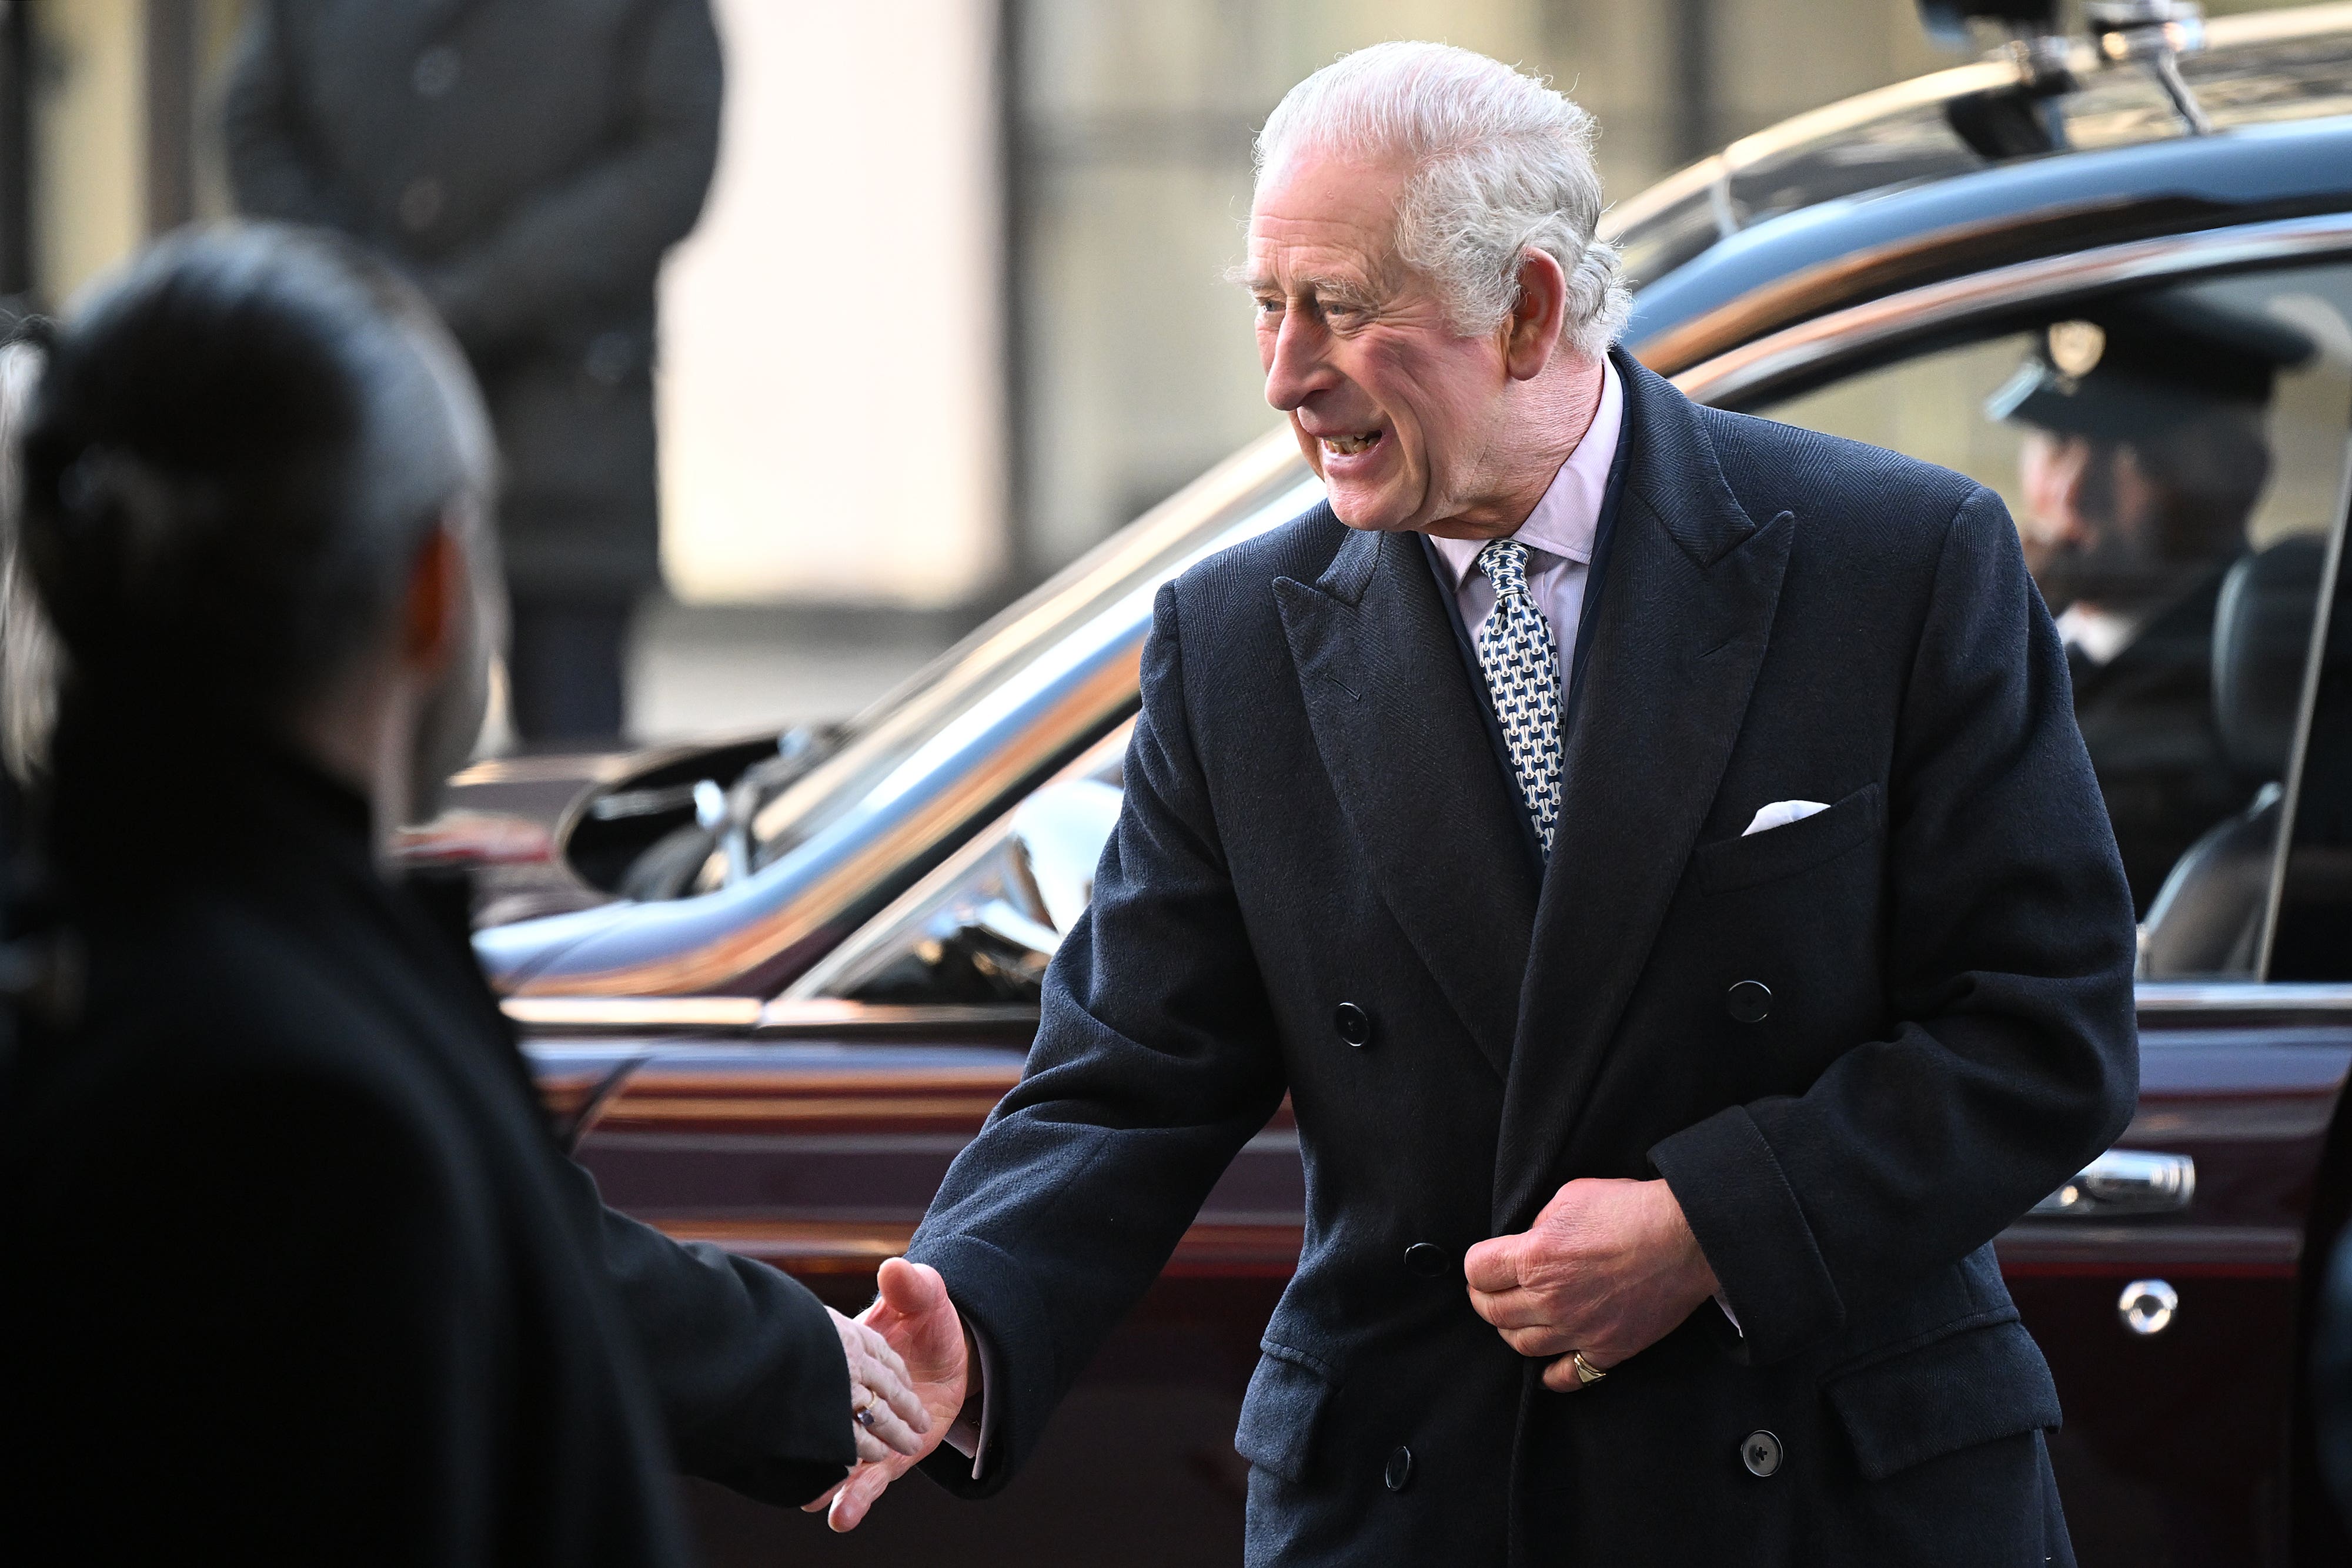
[{"left": 1571, "top": 1350, "right": 1609, "bottom": 1385}]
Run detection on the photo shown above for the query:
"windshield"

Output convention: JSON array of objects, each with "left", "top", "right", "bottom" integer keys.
[{"left": 476, "top": 431, "right": 1321, "bottom": 995}]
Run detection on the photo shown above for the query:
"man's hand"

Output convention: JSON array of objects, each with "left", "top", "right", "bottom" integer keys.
[
  {"left": 826, "top": 1306, "right": 930, "bottom": 1465},
  {"left": 1464, "top": 1178, "right": 1719, "bottom": 1393},
  {"left": 804, "top": 1258, "right": 970, "bottom": 1532}
]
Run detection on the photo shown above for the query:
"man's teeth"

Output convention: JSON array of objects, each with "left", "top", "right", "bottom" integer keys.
[{"left": 1322, "top": 432, "right": 1379, "bottom": 456}]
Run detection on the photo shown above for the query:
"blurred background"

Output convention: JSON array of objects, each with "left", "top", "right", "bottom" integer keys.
[{"left": 0, "top": 0, "right": 2319, "bottom": 742}]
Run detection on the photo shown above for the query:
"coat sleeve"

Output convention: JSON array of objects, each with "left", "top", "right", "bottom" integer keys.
[
  {"left": 1649, "top": 484, "right": 2141, "bottom": 1364},
  {"left": 219, "top": 3, "right": 368, "bottom": 234},
  {"left": 904, "top": 581, "right": 1291, "bottom": 1497},
  {"left": 550, "top": 1154, "right": 858, "bottom": 1506},
  {"left": 420, "top": 0, "right": 723, "bottom": 357}
]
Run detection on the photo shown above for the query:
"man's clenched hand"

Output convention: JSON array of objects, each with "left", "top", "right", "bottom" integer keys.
[
  {"left": 805, "top": 1258, "right": 970, "bottom": 1532},
  {"left": 1464, "top": 1178, "right": 1719, "bottom": 1392}
]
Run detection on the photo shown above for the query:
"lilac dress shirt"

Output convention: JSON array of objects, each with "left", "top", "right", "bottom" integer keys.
[{"left": 1422, "top": 355, "right": 1622, "bottom": 686}]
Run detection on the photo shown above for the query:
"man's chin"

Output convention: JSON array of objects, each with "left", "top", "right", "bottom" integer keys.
[{"left": 1325, "top": 483, "right": 1419, "bottom": 534}]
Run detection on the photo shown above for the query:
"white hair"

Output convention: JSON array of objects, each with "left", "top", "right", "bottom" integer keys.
[
  {"left": 0, "top": 339, "right": 57, "bottom": 781},
  {"left": 1254, "top": 41, "right": 1631, "bottom": 359}
]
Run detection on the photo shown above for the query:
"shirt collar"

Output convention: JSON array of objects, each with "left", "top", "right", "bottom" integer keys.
[{"left": 1426, "top": 354, "right": 1622, "bottom": 591}]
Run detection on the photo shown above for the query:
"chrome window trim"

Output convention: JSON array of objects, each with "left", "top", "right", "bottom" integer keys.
[
  {"left": 2134, "top": 981, "right": 2352, "bottom": 1014},
  {"left": 502, "top": 983, "right": 2352, "bottom": 1037},
  {"left": 503, "top": 995, "right": 1042, "bottom": 1035},
  {"left": 1671, "top": 212, "right": 2352, "bottom": 410}
]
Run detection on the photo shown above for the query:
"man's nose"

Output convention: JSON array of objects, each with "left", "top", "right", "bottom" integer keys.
[{"left": 1262, "top": 313, "right": 1334, "bottom": 412}]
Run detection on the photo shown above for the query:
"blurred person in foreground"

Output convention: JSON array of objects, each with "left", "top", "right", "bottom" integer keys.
[
  {"left": 823, "top": 42, "right": 2139, "bottom": 1565},
  {"left": 0, "top": 226, "right": 925, "bottom": 1564},
  {"left": 223, "top": 0, "right": 723, "bottom": 747},
  {"left": 1992, "top": 302, "right": 2310, "bottom": 907}
]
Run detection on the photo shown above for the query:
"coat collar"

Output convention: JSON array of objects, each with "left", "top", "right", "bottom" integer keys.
[
  {"left": 1490, "top": 353, "right": 1795, "bottom": 1231},
  {"left": 1274, "top": 509, "right": 1537, "bottom": 1083}
]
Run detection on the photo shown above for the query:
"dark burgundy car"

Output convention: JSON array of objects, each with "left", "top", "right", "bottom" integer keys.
[{"left": 441, "top": 6, "right": 2352, "bottom": 1561}]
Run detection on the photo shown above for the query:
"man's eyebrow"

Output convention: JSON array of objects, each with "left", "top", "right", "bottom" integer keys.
[{"left": 1224, "top": 266, "right": 1381, "bottom": 308}]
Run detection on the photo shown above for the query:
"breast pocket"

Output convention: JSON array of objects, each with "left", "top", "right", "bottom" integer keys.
[{"left": 1693, "top": 782, "right": 1883, "bottom": 895}]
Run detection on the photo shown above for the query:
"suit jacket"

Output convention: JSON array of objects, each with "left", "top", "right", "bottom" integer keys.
[
  {"left": 1, "top": 713, "right": 849, "bottom": 1563},
  {"left": 2067, "top": 568, "right": 2244, "bottom": 912},
  {"left": 222, "top": 0, "right": 723, "bottom": 595},
  {"left": 905, "top": 353, "right": 2140, "bottom": 1566}
]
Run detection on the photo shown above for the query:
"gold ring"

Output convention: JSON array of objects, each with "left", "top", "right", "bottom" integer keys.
[{"left": 1572, "top": 1350, "right": 1609, "bottom": 1385}]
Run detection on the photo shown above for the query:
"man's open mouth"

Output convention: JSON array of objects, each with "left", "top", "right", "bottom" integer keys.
[{"left": 1321, "top": 431, "right": 1382, "bottom": 457}]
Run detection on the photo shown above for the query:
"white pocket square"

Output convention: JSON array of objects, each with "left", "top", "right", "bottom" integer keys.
[{"left": 1743, "top": 799, "right": 1830, "bottom": 837}]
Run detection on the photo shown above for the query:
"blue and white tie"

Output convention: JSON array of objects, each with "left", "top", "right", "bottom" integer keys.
[{"left": 1475, "top": 539, "right": 1563, "bottom": 858}]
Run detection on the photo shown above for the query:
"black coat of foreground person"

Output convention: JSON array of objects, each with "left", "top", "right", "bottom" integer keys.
[{"left": 0, "top": 226, "right": 920, "bottom": 1565}]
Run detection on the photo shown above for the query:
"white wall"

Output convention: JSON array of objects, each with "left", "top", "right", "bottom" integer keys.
[{"left": 658, "top": 0, "right": 1004, "bottom": 606}]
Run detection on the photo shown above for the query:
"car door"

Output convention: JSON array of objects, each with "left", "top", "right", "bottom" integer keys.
[{"left": 1734, "top": 246, "right": 2352, "bottom": 1567}]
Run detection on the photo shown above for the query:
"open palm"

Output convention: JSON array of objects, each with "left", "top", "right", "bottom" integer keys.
[{"left": 806, "top": 1258, "right": 970, "bottom": 1532}]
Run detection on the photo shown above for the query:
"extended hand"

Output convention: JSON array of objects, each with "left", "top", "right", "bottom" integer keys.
[
  {"left": 827, "top": 1306, "right": 930, "bottom": 1465},
  {"left": 1464, "top": 1177, "right": 1719, "bottom": 1392},
  {"left": 805, "top": 1258, "right": 970, "bottom": 1532}
]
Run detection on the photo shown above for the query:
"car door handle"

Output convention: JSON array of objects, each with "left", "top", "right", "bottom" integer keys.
[{"left": 2030, "top": 1149, "right": 2196, "bottom": 1217}]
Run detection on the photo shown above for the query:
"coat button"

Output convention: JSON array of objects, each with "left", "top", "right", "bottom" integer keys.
[
  {"left": 412, "top": 45, "right": 462, "bottom": 98},
  {"left": 1726, "top": 979, "right": 1772, "bottom": 1024},
  {"left": 398, "top": 176, "right": 445, "bottom": 232},
  {"left": 1404, "top": 1242, "right": 1446, "bottom": 1278},
  {"left": 1741, "top": 1430, "right": 1783, "bottom": 1477},
  {"left": 1384, "top": 1445, "right": 1414, "bottom": 1492},
  {"left": 1334, "top": 1001, "right": 1372, "bottom": 1048}
]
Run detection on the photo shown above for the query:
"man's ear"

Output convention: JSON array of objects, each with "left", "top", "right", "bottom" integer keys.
[
  {"left": 399, "top": 524, "right": 465, "bottom": 673},
  {"left": 1504, "top": 246, "right": 1571, "bottom": 382}
]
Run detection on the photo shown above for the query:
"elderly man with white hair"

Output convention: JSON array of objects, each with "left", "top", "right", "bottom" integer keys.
[{"left": 823, "top": 42, "right": 2138, "bottom": 1565}]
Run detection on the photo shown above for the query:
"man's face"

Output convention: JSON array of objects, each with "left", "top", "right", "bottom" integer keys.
[
  {"left": 2018, "top": 429, "right": 2173, "bottom": 609},
  {"left": 1245, "top": 151, "right": 1516, "bottom": 534}
]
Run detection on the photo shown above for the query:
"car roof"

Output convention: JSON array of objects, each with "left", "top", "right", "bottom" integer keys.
[{"left": 1618, "top": 4, "right": 2352, "bottom": 370}]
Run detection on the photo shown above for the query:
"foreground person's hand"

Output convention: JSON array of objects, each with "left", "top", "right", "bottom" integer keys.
[
  {"left": 827, "top": 1306, "right": 931, "bottom": 1465},
  {"left": 805, "top": 1258, "right": 970, "bottom": 1531},
  {"left": 1464, "top": 1177, "right": 1719, "bottom": 1392}
]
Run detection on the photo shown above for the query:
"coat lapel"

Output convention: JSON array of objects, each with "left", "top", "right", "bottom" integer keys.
[
  {"left": 1275, "top": 512, "right": 1537, "bottom": 1082},
  {"left": 1492, "top": 360, "right": 1795, "bottom": 1231}
]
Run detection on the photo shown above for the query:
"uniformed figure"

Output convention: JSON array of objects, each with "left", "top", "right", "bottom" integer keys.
[
  {"left": 222, "top": 0, "right": 723, "bottom": 745},
  {"left": 1989, "top": 296, "right": 2311, "bottom": 908}
]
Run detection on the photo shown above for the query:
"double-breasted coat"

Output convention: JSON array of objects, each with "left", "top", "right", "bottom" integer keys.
[
  {"left": 905, "top": 353, "right": 2141, "bottom": 1566},
  {"left": 222, "top": 0, "right": 722, "bottom": 597}
]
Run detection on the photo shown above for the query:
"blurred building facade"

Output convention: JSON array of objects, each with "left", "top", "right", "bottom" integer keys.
[{"left": 0, "top": 0, "right": 2328, "bottom": 723}]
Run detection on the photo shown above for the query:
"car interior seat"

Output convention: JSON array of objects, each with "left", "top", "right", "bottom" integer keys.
[{"left": 2138, "top": 536, "right": 2328, "bottom": 977}]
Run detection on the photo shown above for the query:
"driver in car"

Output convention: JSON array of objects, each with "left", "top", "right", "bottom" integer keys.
[{"left": 1992, "top": 299, "right": 2311, "bottom": 907}]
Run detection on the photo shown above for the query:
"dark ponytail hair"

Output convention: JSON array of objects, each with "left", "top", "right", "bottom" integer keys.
[{"left": 16, "top": 223, "right": 493, "bottom": 733}]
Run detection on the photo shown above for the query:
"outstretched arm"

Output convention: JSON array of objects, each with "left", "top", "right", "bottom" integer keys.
[{"left": 827, "top": 582, "right": 1291, "bottom": 1526}]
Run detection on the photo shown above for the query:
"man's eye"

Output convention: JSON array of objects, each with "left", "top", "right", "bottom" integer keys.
[{"left": 1254, "top": 297, "right": 1283, "bottom": 317}]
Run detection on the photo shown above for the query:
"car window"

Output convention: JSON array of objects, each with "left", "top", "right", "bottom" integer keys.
[
  {"left": 797, "top": 261, "right": 2352, "bottom": 1005},
  {"left": 2270, "top": 506, "right": 2352, "bottom": 982},
  {"left": 1756, "top": 259, "right": 2352, "bottom": 977}
]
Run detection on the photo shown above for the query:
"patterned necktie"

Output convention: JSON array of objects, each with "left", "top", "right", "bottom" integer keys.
[{"left": 1474, "top": 539, "right": 1563, "bottom": 858}]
